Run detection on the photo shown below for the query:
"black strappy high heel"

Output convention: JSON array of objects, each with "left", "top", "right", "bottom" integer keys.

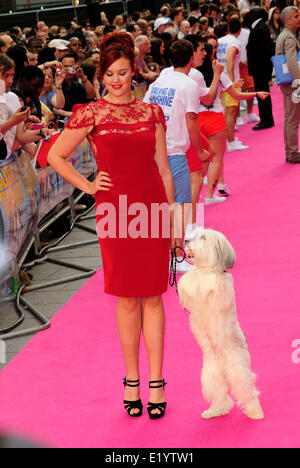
[
  {"left": 123, "top": 378, "right": 143, "bottom": 418},
  {"left": 147, "top": 379, "right": 167, "bottom": 420}
]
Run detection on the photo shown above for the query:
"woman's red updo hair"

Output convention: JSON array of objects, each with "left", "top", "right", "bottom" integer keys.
[{"left": 100, "top": 32, "right": 135, "bottom": 77}]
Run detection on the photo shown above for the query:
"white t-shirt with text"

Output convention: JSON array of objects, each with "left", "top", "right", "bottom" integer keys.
[{"left": 144, "top": 70, "right": 201, "bottom": 156}]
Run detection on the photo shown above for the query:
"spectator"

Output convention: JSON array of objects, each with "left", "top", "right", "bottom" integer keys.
[
  {"left": 68, "top": 37, "right": 84, "bottom": 63},
  {"left": 14, "top": 66, "right": 45, "bottom": 120},
  {"left": 0, "top": 39, "right": 7, "bottom": 55},
  {"left": 27, "top": 49, "right": 38, "bottom": 67},
  {"left": 55, "top": 54, "right": 96, "bottom": 118},
  {"left": 36, "top": 28, "right": 48, "bottom": 47},
  {"left": 178, "top": 20, "right": 191, "bottom": 39},
  {"left": 246, "top": 7, "right": 275, "bottom": 130},
  {"left": 209, "top": 5, "right": 220, "bottom": 22},
  {"left": 27, "top": 38, "right": 43, "bottom": 54},
  {"left": 0, "top": 56, "right": 53, "bottom": 157},
  {"left": 40, "top": 66, "right": 65, "bottom": 113},
  {"left": 0, "top": 34, "right": 15, "bottom": 51},
  {"left": 126, "top": 23, "right": 142, "bottom": 40},
  {"left": 113, "top": 15, "right": 125, "bottom": 31},
  {"left": 188, "top": 17, "right": 200, "bottom": 35},
  {"left": 238, "top": 0, "right": 251, "bottom": 11},
  {"left": 137, "top": 19, "right": 149, "bottom": 36},
  {"left": 160, "top": 31, "right": 173, "bottom": 67},
  {"left": 161, "top": 4, "right": 171, "bottom": 19},
  {"left": 199, "top": 16, "right": 210, "bottom": 32},
  {"left": 0, "top": 54, "right": 29, "bottom": 159},
  {"left": 81, "top": 61, "right": 100, "bottom": 100},
  {"left": 150, "top": 38, "right": 167, "bottom": 71},
  {"left": 50, "top": 25, "right": 59, "bottom": 38},
  {"left": 10, "top": 27, "right": 24, "bottom": 46},
  {"left": 48, "top": 39, "right": 70, "bottom": 60},
  {"left": 153, "top": 18, "right": 171, "bottom": 36},
  {"left": 58, "top": 27, "right": 68, "bottom": 39},
  {"left": 207, "top": 34, "right": 218, "bottom": 60},
  {"left": 189, "top": 1, "right": 201, "bottom": 19},
  {"left": 135, "top": 36, "right": 159, "bottom": 83},
  {"left": 276, "top": 6, "right": 300, "bottom": 163},
  {"left": 170, "top": 7, "right": 184, "bottom": 31},
  {"left": 268, "top": 7, "right": 283, "bottom": 51},
  {"left": 6, "top": 46, "right": 28, "bottom": 86},
  {"left": 261, "top": 0, "right": 271, "bottom": 15}
]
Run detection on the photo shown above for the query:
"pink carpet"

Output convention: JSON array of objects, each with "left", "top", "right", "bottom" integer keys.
[{"left": 1, "top": 85, "right": 300, "bottom": 448}]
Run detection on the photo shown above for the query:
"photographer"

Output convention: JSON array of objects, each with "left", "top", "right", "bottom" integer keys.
[{"left": 54, "top": 54, "right": 96, "bottom": 119}]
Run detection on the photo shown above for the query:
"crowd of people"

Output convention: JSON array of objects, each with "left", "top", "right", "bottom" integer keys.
[
  {"left": 0, "top": 1, "right": 300, "bottom": 234},
  {"left": 1, "top": 0, "right": 300, "bottom": 421}
]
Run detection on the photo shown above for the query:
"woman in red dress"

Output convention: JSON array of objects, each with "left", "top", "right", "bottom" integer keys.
[{"left": 48, "top": 32, "right": 176, "bottom": 419}]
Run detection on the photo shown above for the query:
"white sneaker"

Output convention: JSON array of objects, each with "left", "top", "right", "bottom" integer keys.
[
  {"left": 204, "top": 195, "right": 227, "bottom": 205},
  {"left": 246, "top": 113, "right": 260, "bottom": 123},
  {"left": 170, "top": 257, "right": 194, "bottom": 273},
  {"left": 217, "top": 183, "right": 230, "bottom": 196},
  {"left": 236, "top": 117, "right": 244, "bottom": 126},
  {"left": 227, "top": 140, "right": 249, "bottom": 152},
  {"left": 203, "top": 176, "right": 208, "bottom": 186}
]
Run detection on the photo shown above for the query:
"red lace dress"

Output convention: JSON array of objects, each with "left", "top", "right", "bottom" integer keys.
[{"left": 66, "top": 97, "right": 170, "bottom": 297}]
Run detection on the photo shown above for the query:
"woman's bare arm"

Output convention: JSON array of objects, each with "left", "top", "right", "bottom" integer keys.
[{"left": 47, "top": 126, "right": 113, "bottom": 195}]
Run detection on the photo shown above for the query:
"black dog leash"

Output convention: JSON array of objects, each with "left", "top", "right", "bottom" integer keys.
[
  {"left": 169, "top": 246, "right": 186, "bottom": 296},
  {"left": 169, "top": 246, "right": 191, "bottom": 315}
]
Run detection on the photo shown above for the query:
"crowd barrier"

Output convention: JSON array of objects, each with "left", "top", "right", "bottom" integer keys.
[{"left": 0, "top": 139, "right": 96, "bottom": 297}]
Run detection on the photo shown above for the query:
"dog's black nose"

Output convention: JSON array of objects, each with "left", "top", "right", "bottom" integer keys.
[{"left": 184, "top": 240, "right": 190, "bottom": 246}]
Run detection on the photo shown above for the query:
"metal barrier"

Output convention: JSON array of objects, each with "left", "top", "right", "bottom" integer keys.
[{"left": 0, "top": 142, "right": 97, "bottom": 340}]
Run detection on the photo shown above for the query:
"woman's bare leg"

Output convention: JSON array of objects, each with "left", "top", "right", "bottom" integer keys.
[
  {"left": 117, "top": 296, "right": 143, "bottom": 415},
  {"left": 142, "top": 295, "right": 166, "bottom": 415}
]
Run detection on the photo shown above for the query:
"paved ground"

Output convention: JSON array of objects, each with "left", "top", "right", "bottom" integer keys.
[{"left": 0, "top": 207, "right": 101, "bottom": 371}]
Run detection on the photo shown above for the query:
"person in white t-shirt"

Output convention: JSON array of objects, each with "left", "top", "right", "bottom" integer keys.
[
  {"left": 192, "top": 41, "right": 269, "bottom": 203},
  {"left": 144, "top": 39, "right": 211, "bottom": 272},
  {"left": 236, "top": 9, "right": 260, "bottom": 125},
  {"left": 160, "top": 35, "right": 225, "bottom": 210},
  {"left": 217, "top": 17, "right": 249, "bottom": 152}
]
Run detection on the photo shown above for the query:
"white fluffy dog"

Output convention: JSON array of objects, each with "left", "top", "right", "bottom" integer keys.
[{"left": 178, "top": 228, "right": 264, "bottom": 420}]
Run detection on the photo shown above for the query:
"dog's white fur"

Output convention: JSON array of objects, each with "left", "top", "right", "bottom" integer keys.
[{"left": 178, "top": 228, "right": 264, "bottom": 420}]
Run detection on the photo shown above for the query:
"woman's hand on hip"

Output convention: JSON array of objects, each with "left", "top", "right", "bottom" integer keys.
[{"left": 88, "top": 171, "right": 113, "bottom": 195}]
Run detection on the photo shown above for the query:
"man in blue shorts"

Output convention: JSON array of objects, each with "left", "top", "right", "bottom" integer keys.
[{"left": 144, "top": 39, "right": 211, "bottom": 272}]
